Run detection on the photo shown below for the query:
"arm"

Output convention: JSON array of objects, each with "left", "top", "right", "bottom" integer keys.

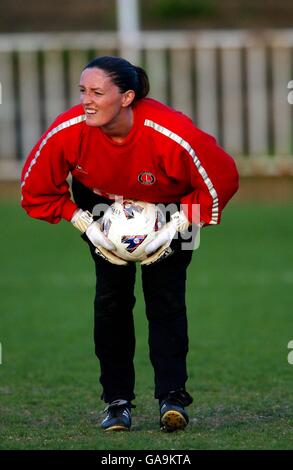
[
  {"left": 180, "top": 131, "right": 239, "bottom": 227},
  {"left": 21, "top": 120, "right": 78, "bottom": 224},
  {"left": 142, "top": 129, "right": 239, "bottom": 265},
  {"left": 20, "top": 116, "right": 127, "bottom": 265},
  {"left": 71, "top": 209, "right": 128, "bottom": 266}
]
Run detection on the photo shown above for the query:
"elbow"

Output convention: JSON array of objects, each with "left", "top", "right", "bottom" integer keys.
[
  {"left": 229, "top": 159, "right": 240, "bottom": 197},
  {"left": 20, "top": 195, "right": 31, "bottom": 217},
  {"left": 233, "top": 164, "right": 240, "bottom": 196},
  {"left": 232, "top": 170, "right": 240, "bottom": 197}
]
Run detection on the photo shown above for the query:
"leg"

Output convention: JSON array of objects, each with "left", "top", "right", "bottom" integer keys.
[
  {"left": 71, "top": 180, "right": 137, "bottom": 404},
  {"left": 91, "top": 245, "right": 137, "bottom": 403},
  {"left": 141, "top": 245, "right": 193, "bottom": 400}
]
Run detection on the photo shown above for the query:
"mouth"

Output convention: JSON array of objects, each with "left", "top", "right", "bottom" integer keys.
[{"left": 85, "top": 108, "right": 97, "bottom": 115}]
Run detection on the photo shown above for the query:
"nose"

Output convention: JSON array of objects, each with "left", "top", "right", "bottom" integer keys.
[{"left": 80, "top": 91, "right": 92, "bottom": 106}]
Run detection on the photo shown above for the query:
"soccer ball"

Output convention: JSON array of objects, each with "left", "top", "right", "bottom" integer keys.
[{"left": 101, "top": 199, "right": 165, "bottom": 262}]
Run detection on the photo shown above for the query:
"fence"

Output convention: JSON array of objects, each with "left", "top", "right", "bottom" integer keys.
[{"left": 0, "top": 29, "right": 292, "bottom": 179}]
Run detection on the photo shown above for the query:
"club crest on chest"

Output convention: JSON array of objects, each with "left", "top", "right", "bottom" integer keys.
[{"left": 138, "top": 171, "right": 156, "bottom": 185}]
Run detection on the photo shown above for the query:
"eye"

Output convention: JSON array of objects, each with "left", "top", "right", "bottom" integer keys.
[{"left": 95, "top": 91, "right": 103, "bottom": 96}]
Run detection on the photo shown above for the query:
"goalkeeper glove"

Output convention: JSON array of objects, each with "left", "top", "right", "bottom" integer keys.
[
  {"left": 71, "top": 209, "right": 128, "bottom": 266},
  {"left": 141, "top": 210, "right": 190, "bottom": 266}
]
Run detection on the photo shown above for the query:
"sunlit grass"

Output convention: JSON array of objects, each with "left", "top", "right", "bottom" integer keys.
[{"left": 0, "top": 202, "right": 292, "bottom": 449}]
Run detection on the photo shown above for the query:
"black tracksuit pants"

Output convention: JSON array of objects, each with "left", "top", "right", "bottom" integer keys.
[{"left": 72, "top": 179, "right": 193, "bottom": 403}]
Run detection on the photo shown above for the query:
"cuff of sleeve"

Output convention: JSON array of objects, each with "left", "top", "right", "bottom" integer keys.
[
  {"left": 180, "top": 201, "right": 201, "bottom": 226},
  {"left": 180, "top": 198, "right": 212, "bottom": 227},
  {"left": 61, "top": 199, "right": 79, "bottom": 222}
]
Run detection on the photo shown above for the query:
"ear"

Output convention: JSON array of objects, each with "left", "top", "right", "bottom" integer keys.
[{"left": 121, "top": 90, "right": 136, "bottom": 107}]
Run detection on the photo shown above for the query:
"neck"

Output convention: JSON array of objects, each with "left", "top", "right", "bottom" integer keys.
[{"left": 101, "top": 107, "right": 134, "bottom": 143}]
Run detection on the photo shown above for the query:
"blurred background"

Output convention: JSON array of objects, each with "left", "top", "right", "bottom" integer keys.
[
  {"left": 0, "top": 0, "right": 292, "bottom": 199},
  {"left": 0, "top": 0, "right": 293, "bottom": 451}
]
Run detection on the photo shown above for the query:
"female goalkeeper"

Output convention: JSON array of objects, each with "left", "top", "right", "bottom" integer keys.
[{"left": 21, "top": 55, "right": 239, "bottom": 432}]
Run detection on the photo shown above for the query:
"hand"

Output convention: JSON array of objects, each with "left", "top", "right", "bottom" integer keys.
[
  {"left": 71, "top": 209, "right": 114, "bottom": 250},
  {"left": 71, "top": 209, "right": 128, "bottom": 265},
  {"left": 144, "top": 210, "right": 190, "bottom": 256},
  {"left": 86, "top": 221, "right": 115, "bottom": 251},
  {"left": 95, "top": 247, "right": 128, "bottom": 266},
  {"left": 141, "top": 242, "right": 173, "bottom": 266},
  {"left": 141, "top": 211, "right": 191, "bottom": 266}
]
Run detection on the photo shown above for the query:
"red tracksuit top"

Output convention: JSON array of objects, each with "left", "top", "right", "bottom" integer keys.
[{"left": 21, "top": 98, "right": 239, "bottom": 226}]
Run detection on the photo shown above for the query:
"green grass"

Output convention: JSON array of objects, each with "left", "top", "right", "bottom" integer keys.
[{"left": 0, "top": 201, "right": 293, "bottom": 450}]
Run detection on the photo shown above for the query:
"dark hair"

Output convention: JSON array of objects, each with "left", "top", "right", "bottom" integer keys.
[{"left": 83, "top": 56, "right": 150, "bottom": 103}]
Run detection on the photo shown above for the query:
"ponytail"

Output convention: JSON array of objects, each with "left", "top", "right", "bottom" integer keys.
[{"left": 133, "top": 66, "right": 150, "bottom": 100}]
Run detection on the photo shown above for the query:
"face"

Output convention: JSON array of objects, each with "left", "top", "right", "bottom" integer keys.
[{"left": 79, "top": 67, "right": 134, "bottom": 129}]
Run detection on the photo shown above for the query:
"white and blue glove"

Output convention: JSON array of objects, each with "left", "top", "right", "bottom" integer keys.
[
  {"left": 71, "top": 209, "right": 128, "bottom": 266},
  {"left": 141, "top": 210, "right": 191, "bottom": 266}
]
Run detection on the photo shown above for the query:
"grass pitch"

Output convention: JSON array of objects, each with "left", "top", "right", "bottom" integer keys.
[{"left": 0, "top": 201, "right": 292, "bottom": 450}]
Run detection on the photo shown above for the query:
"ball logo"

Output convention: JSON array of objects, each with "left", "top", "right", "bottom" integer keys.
[
  {"left": 122, "top": 234, "right": 147, "bottom": 252},
  {"left": 138, "top": 171, "right": 156, "bottom": 185}
]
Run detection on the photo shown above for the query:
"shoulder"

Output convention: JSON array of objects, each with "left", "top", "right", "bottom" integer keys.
[
  {"left": 48, "top": 104, "right": 86, "bottom": 131},
  {"left": 137, "top": 98, "right": 200, "bottom": 141},
  {"left": 37, "top": 105, "right": 86, "bottom": 148}
]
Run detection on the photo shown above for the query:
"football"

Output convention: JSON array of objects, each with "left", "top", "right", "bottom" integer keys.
[{"left": 101, "top": 199, "right": 165, "bottom": 262}]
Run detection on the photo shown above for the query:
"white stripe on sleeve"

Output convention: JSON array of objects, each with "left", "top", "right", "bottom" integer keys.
[
  {"left": 21, "top": 114, "right": 86, "bottom": 191},
  {"left": 144, "top": 119, "right": 219, "bottom": 224}
]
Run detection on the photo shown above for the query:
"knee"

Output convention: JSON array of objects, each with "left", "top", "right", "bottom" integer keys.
[
  {"left": 95, "top": 291, "right": 136, "bottom": 318},
  {"left": 145, "top": 296, "right": 186, "bottom": 322}
]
